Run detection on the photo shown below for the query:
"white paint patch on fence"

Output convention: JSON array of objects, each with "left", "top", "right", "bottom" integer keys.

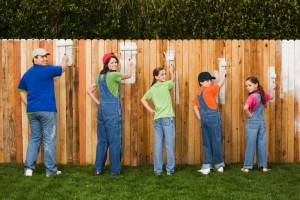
[
  {"left": 55, "top": 39, "right": 73, "bottom": 66},
  {"left": 295, "top": 40, "right": 300, "bottom": 101},
  {"left": 218, "top": 58, "right": 227, "bottom": 104},
  {"left": 268, "top": 66, "right": 276, "bottom": 102},
  {"left": 280, "top": 40, "right": 289, "bottom": 98},
  {"left": 120, "top": 42, "right": 138, "bottom": 84}
]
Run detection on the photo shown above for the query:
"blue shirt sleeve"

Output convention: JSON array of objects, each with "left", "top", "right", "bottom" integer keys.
[{"left": 18, "top": 77, "right": 27, "bottom": 91}]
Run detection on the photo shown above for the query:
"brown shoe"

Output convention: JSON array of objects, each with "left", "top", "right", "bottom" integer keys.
[{"left": 93, "top": 171, "right": 103, "bottom": 176}]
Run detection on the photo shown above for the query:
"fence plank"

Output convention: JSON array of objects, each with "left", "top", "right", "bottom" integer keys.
[
  {"left": 268, "top": 40, "right": 276, "bottom": 162},
  {"left": 181, "top": 40, "right": 189, "bottom": 164},
  {"left": 238, "top": 40, "right": 245, "bottom": 162},
  {"left": 287, "top": 41, "right": 295, "bottom": 162},
  {"left": 78, "top": 39, "right": 86, "bottom": 164},
  {"left": 137, "top": 39, "right": 146, "bottom": 164},
  {"left": 0, "top": 40, "right": 3, "bottom": 162}
]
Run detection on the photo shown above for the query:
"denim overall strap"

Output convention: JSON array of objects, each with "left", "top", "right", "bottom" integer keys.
[
  {"left": 243, "top": 92, "right": 267, "bottom": 169},
  {"left": 94, "top": 73, "right": 123, "bottom": 175},
  {"left": 250, "top": 93, "right": 264, "bottom": 121},
  {"left": 197, "top": 89, "right": 224, "bottom": 169}
]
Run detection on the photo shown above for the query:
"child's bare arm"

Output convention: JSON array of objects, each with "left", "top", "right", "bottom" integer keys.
[
  {"left": 169, "top": 63, "right": 175, "bottom": 82},
  {"left": 121, "top": 58, "right": 132, "bottom": 80},
  {"left": 243, "top": 104, "right": 253, "bottom": 118},
  {"left": 269, "top": 82, "right": 276, "bottom": 100},
  {"left": 141, "top": 96, "right": 155, "bottom": 115},
  {"left": 217, "top": 69, "right": 227, "bottom": 87},
  {"left": 193, "top": 105, "right": 201, "bottom": 120}
]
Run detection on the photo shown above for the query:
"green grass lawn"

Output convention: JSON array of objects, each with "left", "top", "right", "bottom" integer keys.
[{"left": 0, "top": 163, "right": 299, "bottom": 200}]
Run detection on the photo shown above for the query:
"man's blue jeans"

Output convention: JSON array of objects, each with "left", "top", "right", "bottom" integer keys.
[
  {"left": 154, "top": 117, "right": 175, "bottom": 174},
  {"left": 24, "top": 112, "right": 58, "bottom": 175}
]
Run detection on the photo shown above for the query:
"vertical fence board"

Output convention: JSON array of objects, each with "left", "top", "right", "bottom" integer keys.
[
  {"left": 295, "top": 40, "right": 300, "bottom": 161},
  {"left": 238, "top": 40, "right": 245, "bottom": 162},
  {"left": 0, "top": 40, "right": 3, "bottom": 162},
  {"left": 269, "top": 40, "right": 276, "bottom": 162},
  {"left": 187, "top": 40, "right": 196, "bottom": 164},
  {"left": 14, "top": 40, "right": 22, "bottom": 163},
  {"left": 224, "top": 40, "right": 232, "bottom": 163},
  {"left": 275, "top": 40, "right": 283, "bottom": 162},
  {"left": 281, "top": 41, "right": 289, "bottom": 162},
  {"left": 181, "top": 40, "right": 189, "bottom": 164},
  {"left": 137, "top": 40, "right": 146, "bottom": 164},
  {"left": 175, "top": 40, "right": 183, "bottom": 164},
  {"left": 287, "top": 41, "right": 295, "bottom": 162},
  {"left": 78, "top": 39, "right": 86, "bottom": 164}
]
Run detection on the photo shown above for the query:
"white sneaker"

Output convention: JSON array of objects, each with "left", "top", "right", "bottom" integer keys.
[
  {"left": 46, "top": 170, "right": 62, "bottom": 177},
  {"left": 198, "top": 168, "right": 210, "bottom": 175},
  {"left": 217, "top": 167, "right": 224, "bottom": 173},
  {"left": 24, "top": 169, "right": 33, "bottom": 176}
]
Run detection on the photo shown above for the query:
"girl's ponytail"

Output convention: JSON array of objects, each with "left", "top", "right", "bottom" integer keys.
[
  {"left": 151, "top": 77, "right": 157, "bottom": 86},
  {"left": 258, "top": 85, "right": 266, "bottom": 105}
]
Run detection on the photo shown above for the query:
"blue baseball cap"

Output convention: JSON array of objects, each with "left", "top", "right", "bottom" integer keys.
[{"left": 198, "top": 72, "right": 216, "bottom": 81}]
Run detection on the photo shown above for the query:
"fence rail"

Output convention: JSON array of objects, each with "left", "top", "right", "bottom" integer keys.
[{"left": 0, "top": 39, "right": 299, "bottom": 165}]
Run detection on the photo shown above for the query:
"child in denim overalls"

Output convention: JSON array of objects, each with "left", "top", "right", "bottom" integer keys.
[
  {"left": 141, "top": 64, "right": 175, "bottom": 175},
  {"left": 87, "top": 53, "right": 132, "bottom": 176},
  {"left": 193, "top": 69, "right": 227, "bottom": 175},
  {"left": 241, "top": 76, "right": 276, "bottom": 173}
]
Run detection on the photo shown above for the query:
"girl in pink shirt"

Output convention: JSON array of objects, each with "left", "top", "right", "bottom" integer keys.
[{"left": 241, "top": 76, "right": 276, "bottom": 173}]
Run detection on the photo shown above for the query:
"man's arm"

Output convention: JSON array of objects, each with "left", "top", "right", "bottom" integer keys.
[{"left": 19, "top": 92, "right": 27, "bottom": 105}]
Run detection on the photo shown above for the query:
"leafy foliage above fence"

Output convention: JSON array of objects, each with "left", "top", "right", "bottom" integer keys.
[{"left": 1, "top": 0, "right": 300, "bottom": 39}]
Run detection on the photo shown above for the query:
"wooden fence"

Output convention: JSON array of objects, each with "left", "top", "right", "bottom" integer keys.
[{"left": 0, "top": 39, "right": 300, "bottom": 166}]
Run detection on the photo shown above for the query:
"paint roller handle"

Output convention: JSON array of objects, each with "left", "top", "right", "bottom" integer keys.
[{"left": 169, "top": 63, "right": 175, "bottom": 82}]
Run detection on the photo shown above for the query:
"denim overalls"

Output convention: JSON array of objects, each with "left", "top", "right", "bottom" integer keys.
[
  {"left": 198, "top": 89, "right": 225, "bottom": 170},
  {"left": 94, "top": 73, "right": 123, "bottom": 175},
  {"left": 243, "top": 93, "right": 267, "bottom": 169}
]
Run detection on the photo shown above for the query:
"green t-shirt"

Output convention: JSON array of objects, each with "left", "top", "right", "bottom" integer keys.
[
  {"left": 144, "top": 80, "right": 175, "bottom": 120},
  {"left": 96, "top": 72, "right": 122, "bottom": 97}
]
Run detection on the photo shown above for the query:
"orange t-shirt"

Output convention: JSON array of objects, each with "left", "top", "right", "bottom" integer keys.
[{"left": 194, "top": 85, "right": 220, "bottom": 109}]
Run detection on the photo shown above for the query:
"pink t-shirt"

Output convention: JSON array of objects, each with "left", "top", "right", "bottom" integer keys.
[{"left": 245, "top": 91, "right": 270, "bottom": 112}]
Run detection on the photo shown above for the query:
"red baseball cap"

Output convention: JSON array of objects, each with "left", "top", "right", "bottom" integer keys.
[{"left": 102, "top": 53, "right": 115, "bottom": 64}]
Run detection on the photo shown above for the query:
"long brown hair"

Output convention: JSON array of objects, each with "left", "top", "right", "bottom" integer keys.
[
  {"left": 151, "top": 67, "right": 164, "bottom": 86},
  {"left": 246, "top": 76, "right": 266, "bottom": 105},
  {"left": 100, "top": 55, "right": 119, "bottom": 74}
]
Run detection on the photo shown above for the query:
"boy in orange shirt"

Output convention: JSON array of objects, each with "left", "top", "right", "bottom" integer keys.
[{"left": 194, "top": 70, "right": 227, "bottom": 175}]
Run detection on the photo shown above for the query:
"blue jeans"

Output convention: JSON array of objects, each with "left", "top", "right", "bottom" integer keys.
[
  {"left": 243, "top": 119, "right": 267, "bottom": 169},
  {"left": 154, "top": 117, "right": 175, "bottom": 174},
  {"left": 24, "top": 112, "right": 58, "bottom": 175},
  {"left": 201, "top": 111, "right": 225, "bottom": 169}
]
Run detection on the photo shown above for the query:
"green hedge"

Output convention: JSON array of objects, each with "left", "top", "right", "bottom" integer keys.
[{"left": 1, "top": 0, "right": 299, "bottom": 39}]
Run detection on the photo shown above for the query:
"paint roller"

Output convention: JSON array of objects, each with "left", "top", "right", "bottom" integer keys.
[
  {"left": 218, "top": 58, "right": 227, "bottom": 76},
  {"left": 163, "top": 50, "right": 175, "bottom": 67},
  {"left": 56, "top": 39, "right": 73, "bottom": 55},
  {"left": 120, "top": 42, "right": 138, "bottom": 54}
]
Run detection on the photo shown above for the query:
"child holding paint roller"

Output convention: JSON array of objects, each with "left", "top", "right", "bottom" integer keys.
[
  {"left": 193, "top": 68, "right": 227, "bottom": 175},
  {"left": 141, "top": 64, "right": 176, "bottom": 176},
  {"left": 241, "top": 76, "right": 276, "bottom": 173},
  {"left": 87, "top": 52, "right": 132, "bottom": 176}
]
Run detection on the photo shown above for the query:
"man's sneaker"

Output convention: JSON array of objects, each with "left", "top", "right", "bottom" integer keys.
[
  {"left": 24, "top": 169, "right": 33, "bottom": 177},
  {"left": 217, "top": 167, "right": 224, "bottom": 173},
  {"left": 46, "top": 170, "right": 62, "bottom": 177},
  {"left": 198, "top": 168, "right": 210, "bottom": 175},
  {"left": 167, "top": 172, "right": 174, "bottom": 176}
]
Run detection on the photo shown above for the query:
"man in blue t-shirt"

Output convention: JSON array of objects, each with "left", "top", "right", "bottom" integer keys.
[{"left": 18, "top": 48, "right": 69, "bottom": 177}]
